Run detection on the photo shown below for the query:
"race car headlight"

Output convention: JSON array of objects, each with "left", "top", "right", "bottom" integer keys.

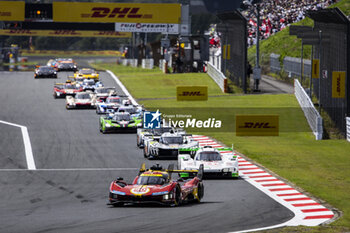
[
  {"left": 105, "top": 123, "right": 111, "bottom": 127},
  {"left": 163, "top": 194, "right": 169, "bottom": 200},
  {"left": 137, "top": 123, "right": 142, "bottom": 127},
  {"left": 54, "top": 72, "right": 57, "bottom": 74},
  {"left": 152, "top": 191, "right": 168, "bottom": 196},
  {"left": 222, "top": 168, "right": 231, "bottom": 172}
]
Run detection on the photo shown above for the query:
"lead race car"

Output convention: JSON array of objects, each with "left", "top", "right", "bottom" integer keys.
[
  {"left": 178, "top": 146, "right": 239, "bottom": 178},
  {"left": 143, "top": 130, "right": 199, "bottom": 159},
  {"left": 108, "top": 163, "right": 204, "bottom": 207},
  {"left": 34, "top": 65, "right": 57, "bottom": 79}
]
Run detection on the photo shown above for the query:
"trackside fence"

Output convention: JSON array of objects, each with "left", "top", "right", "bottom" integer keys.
[
  {"left": 207, "top": 62, "right": 228, "bottom": 93},
  {"left": 294, "top": 79, "right": 323, "bottom": 140},
  {"left": 347, "top": 117, "right": 350, "bottom": 142}
]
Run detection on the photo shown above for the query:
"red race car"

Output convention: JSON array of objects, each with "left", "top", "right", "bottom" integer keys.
[
  {"left": 53, "top": 80, "right": 83, "bottom": 98},
  {"left": 108, "top": 163, "right": 204, "bottom": 207}
]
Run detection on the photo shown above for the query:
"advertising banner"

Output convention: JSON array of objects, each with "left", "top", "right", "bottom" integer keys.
[
  {"left": 177, "top": 86, "right": 208, "bottom": 101},
  {"left": 236, "top": 115, "right": 279, "bottom": 136},
  {"left": 332, "top": 71, "right": 346, "bottom": 98},
  {"left": 0, "top": 1, "right": 25, "bottom": 21},
  {"left": 115, "top": 23, "right": 179, "bottom": 34},
  {"left": 53, "top": 2, "right": 181, "bottom": 23},
  {"left": 0, "top": 29, "right": 131, "bottom": 38}
]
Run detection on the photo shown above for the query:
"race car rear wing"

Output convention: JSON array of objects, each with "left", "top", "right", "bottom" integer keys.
[{"left": 138, "top": 163, "right": 204, "bottom": 181}]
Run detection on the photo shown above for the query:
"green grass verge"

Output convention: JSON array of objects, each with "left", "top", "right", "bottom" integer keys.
[{"left": 94, "top": 63, "right": 350, "bottom": 232}]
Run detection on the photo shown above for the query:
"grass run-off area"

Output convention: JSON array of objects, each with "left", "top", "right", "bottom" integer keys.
[{"left": 93, "top": 63, "right": 350, "bottom": 232}]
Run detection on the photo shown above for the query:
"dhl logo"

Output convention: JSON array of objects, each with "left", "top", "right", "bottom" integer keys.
[
  {"left": 179, "top": 91, "right": 205, "bottom": 97},
  {"left": 239, "top": 122, "right": 276, "bottom": 129},
  {"left": 0, "top": 11, "right": 11, "bottom": 17},
  {"left": 48, "top": 30, "right": 81, "bottom": 35},
  {"left": 81, "top": 7, "right": 152, "bottom": 19}
]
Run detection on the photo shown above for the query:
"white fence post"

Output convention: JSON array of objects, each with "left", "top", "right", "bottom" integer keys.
[{"left": 294, "top": 79, "right": 323, "bottom": 140}]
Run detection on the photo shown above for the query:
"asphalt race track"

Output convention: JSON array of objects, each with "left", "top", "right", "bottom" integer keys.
[{"left": 0, "top": 70, "right": 294, "bottom": 233}]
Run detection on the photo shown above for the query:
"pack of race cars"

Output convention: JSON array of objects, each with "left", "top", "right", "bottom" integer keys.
[{"left": 38, "top": 58, "right": 239, "bottom": 207}]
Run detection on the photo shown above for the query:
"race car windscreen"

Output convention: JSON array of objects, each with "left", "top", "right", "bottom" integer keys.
[
  {"left": 39, "top": 67, "right": 54, "bottom": 72},
  {"left": 64, "top": 84, "right": 78, "bottom": 89},
  {"left": 107, "top": 98, "right": 121, "bottom": 103},
  {"left": 79, "top": 69, "right": 94, "bottom": 74},
  {"left": 162, "top": 136, "right": 183, "bottom": 144},
  {"left": 113, "top": 114, "right": 131, "bottom": 121},
  {"left": 75, "top": 93, "right": 91, "bottom": 99},
  {"left": 137, "top": 176, "right": 166, "bottom": 185},
  {"left": 118, "top": 107, "right": 136, "bottom": 114},
  {"left": 83, "top": 80, "right": 95, "bottom": 85},
  {"left": 95, "top": 88, "right": 109, "bottom": 93},
  {"left": 196, "top": 152, "right": 222, "bottom": 161}
]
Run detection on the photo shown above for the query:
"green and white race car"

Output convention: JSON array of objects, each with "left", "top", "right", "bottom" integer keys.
[{"left": 99, "top": 112, "right": 142, "bottom": 133}]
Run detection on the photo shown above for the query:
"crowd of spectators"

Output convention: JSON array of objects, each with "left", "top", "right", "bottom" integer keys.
[{"left": 245, "top": 0, "right": 338, "bottom": 46}]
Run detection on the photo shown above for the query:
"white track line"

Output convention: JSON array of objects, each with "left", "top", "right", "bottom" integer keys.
[
  {"left": 0, "top": 120, "right": 36, "bottom": 170},
  {"left": 0, "top": 168, "right": 138, "bottom": 171},
  {"left": 106, "top": 70, "right": 138, "bottom": 106}
]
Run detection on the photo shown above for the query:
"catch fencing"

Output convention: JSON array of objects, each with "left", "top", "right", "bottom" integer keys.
[
  {"left": 294, "top": 79, "right": 323, "bottom": 140},
  {"left": 270, "top": 53, "right": 311, "bottom": 78},
  {"left": 207, "top": 62, "right": 228, "bottom": 93}
]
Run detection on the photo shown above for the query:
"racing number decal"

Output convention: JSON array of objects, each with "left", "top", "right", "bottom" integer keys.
[{"left": 130, "top": 187, "right": 150, "bottom": 195}]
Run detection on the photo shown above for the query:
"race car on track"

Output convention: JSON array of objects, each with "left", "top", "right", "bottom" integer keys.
[
  {"left": 108, "top": 163, "right": 204, "bottom": 207},
  {"left": 178, "top": 146, "right": 239, "bottom": 178},
  {"left": 54, "top": 58, "right": 77, "bottom": 72},
  {"left": 117, "top": 104, "right": 144, "bottom": 120},
  {"left": 53, "top": 80, "right": 83, "bottom": 98},
  {"left": 74, "top": 68, "right": 99, "bottom": 81},
  {"left": 136, "top": 127, "right": 186, "bottom": 148},
  {"left": 79, "top": 79, "right": 96, "bottom": 91},
  {"left": 66, "top": 91, "right": 97, "bottom": 109},
  {"left": 34, "top": 66, "right": 57, "bottom": 78},
  {"left": 99, "top": 112, "right": 142, "bottom": 133},
  {"left": 94, "top": 87, "right": 117, "bottom": 102},
  {"left": 96, "top": 96, "right": 122, "bottom": 114},
  {"left": 143, "top": 131, "right": 199, "bottom": 159}
]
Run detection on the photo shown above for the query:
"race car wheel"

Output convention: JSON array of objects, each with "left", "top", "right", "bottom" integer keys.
[
  {"left": 196, "top": 183, "right": 204, "bottom": 203},
  {"left": 171, "top": 185, "right": 182, "bottom": 207}
]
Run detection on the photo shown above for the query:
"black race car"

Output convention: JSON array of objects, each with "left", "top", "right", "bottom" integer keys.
[{"left": 34, "top": 66, "right": 57, "bottom": 79}]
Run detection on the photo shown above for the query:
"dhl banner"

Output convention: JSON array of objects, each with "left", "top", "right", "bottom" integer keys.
[
  {"left": 0, "top": 29, "right": 131, "bottom": 38},
  {"left": 0, "top": 1, "right": 25, "bottom": 21},
  {"left": 53, "top": 2, "right": 181, "bottom": 24},
  {"left": 177, "top": 86, "right": 208, "bottom": 101},
  {"left": 312, "top": 59, "right": 320, "bottom": 79},
  {"left": 332, "top": 71, "right": 346, "bottom": 98},
  {"left": 236, "top": 115, "right": 279, "bottom": 136}
]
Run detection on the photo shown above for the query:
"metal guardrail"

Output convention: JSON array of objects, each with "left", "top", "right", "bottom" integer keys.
[
  {"left": 347, "top": 117, "right": 350, "bottom": 142},
  {"left": 294, "top": 79, "right": 323, "bottom": 140},
  {"left": 207, "top": 62, "right": 227, "bottom": 93}
]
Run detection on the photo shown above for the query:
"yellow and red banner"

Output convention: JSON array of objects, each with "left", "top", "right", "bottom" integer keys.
[
  {"left": 0, "top": 1, "right": 25, "bottom": 21},
  {"left": 0, "top": 29, "right": 131, "bottom": 38},
  {"left": 332, "top": 71, "right": 346, "bottom": 98},
  {"left": 53, "top": 2, "right": 181, "bottom": 23},
  {"left": 236, "top": 115, "right": 279, "bottom": 136},
  {"left": 177, "top": 86, "right": 208, "bottom": 101}
]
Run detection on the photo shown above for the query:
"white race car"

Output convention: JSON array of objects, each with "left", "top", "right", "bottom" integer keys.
[
  {"left": 66, "top": 91, "right": 97, "bottom": 109},
  {"left": 178, "top": 146, "right": 239, "bottom": 178}
]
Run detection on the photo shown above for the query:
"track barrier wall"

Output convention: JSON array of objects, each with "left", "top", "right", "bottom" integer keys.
[
  {"left": 294, "top": 79, "right": 323, "bottom": 140},
  {"left": 207, "top": 62, "right": 228, "bottom": 93}
]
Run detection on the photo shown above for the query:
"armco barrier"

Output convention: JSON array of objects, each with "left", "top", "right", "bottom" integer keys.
[
  {"left": 294, "top": 79, "right": 323, "bottom": 140},
  {"left": 347, "top": 117, "right": 350, "bottom": 142},
  {"left": 207, "top": 62, "right": 227, "bottom": 93},
  {"left": 141, "top": 59, "right": 154, "bottom": 69}
]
